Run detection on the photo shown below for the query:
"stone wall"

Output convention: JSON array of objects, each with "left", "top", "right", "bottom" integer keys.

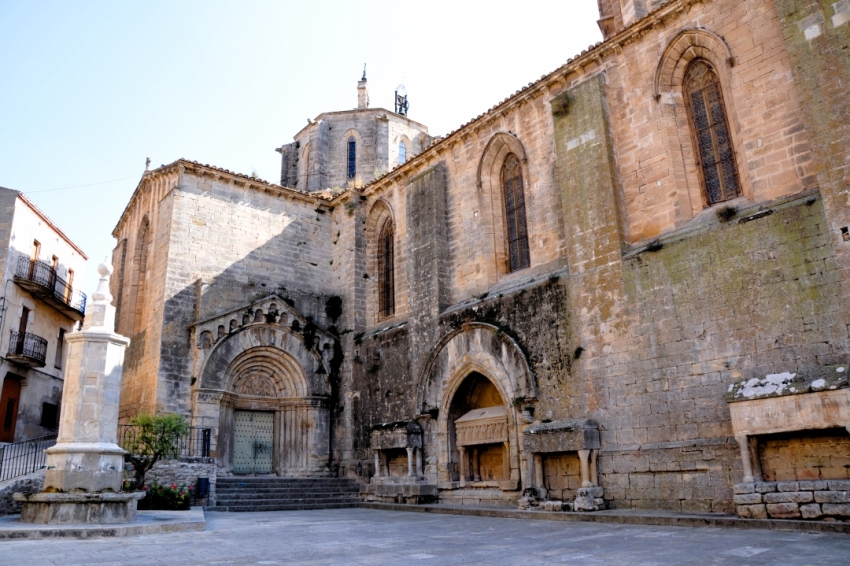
[
  {"left": 130, "top": 458, "right": 217, "bottom": 504},
  {"left": 734, "top": 479, "right": 850, "bottom": 520},
  {"left": 0, "top": 470, "right": 44, "bottom": 515},
  {"left": 759, "top": 429, "right": 850, "bottom": 482}
]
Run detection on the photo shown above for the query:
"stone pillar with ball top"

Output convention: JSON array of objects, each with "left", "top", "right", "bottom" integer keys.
[{"left": 14, "top": 261, "right": 141, "bottom": 524}]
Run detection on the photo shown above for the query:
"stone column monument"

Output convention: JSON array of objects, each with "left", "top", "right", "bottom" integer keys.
[{"left": 15, "top": 261, "right": 142, "bottom": 524}]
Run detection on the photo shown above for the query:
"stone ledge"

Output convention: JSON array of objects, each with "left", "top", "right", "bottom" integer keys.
[
  {"left": 0, "top": 507, "right": 206, "bottom": 539},
  {"left": 360, "top": 503, "right": 850, "bottom": 534}
]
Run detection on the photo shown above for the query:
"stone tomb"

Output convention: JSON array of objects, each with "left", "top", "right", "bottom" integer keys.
[
  {"left": 366, "top": 421, "right": 436, "bottom": 504},
  {"left": 726, "top": 365, "right": 850, "bottom": 520},
  {"left": 455, "top": 406, "right": 516, "bottom": 490},
  {"left": 519, "top": 419, "right": 604, "bottom": 511}
]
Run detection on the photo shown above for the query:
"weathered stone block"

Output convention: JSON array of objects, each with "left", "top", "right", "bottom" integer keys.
[
  {"left": 736, "top": 504, "right": 767, "bottom": 519},
  {"left": 822, "top": 504, "right": 850, "bottom": 517},
  {"left": 800, "top": 503, "right": 823, "bottom": 519},
  {"left": 755, "top": 482, "right": 778, "bottom": 493},
  {"left": 733, "top": 493, "right": 763, "bottom": 505},
  {"left": 764, "top": 491, "right": 813, "bottom": 504},
  {"left": 733, "top": 482, "right": 755, "bottom": 494},
  {"left": 827, "top": 480, "right": 850, "bottom": 491},
  {"left": 799, "top": 481, "right": 829, "bottom": 491},
  {"left": 814, "top": 491, "right": 850, "bottom": 503},
  {"left": 766, "top": 502, "right": 801, "bottom": 519},
  {"left": 777, "top": 481, "right": 800, "bottom": 492}
]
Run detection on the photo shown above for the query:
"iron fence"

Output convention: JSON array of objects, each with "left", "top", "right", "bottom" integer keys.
[
  {"left": 119, "top": 425, "right": 213, "bottom": 459},
  {"left": 8, "top": 330, "right": 48, "bottom": 365},
  {"left": 0, "top": 433, "right": 57, "bottom": 482}
]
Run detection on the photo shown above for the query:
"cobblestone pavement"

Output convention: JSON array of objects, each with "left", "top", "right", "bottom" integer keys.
[{"left": 3, "top": 508, "right": 849, "bottom": 565}]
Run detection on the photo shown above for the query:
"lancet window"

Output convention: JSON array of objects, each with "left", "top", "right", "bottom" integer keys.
[{"left": 502, "top": 154, "right": 530, "bottom": 272}]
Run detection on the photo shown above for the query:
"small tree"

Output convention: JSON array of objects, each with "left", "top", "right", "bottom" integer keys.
[{"left": 123, "top": 413, "right": 188, "bottom": 489}]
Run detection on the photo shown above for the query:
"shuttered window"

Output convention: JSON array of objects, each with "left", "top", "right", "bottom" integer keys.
[{"left": 502, "top": 154, "right": 530, "bottom": 272}]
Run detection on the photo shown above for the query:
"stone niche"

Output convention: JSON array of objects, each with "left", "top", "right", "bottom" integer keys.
[
  {"left": 519, "top": 419, "right": 604, "bottom": 512},
  {"left": 365, "top": 421, "right": 437, "bottom": 504},
  {"left": 726, "top": 364, "right": 850, "bottom": 520}
]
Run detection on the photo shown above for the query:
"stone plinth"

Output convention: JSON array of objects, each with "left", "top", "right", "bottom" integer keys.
[
  {"left": 365, "top": 476, "right": 438, "bottom": 504},
  {"left": 14, "top": 492, "right": 144, "bottom": 524}
]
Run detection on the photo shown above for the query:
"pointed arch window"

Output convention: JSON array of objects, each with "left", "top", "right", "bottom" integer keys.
[
  {"left": 684, "top": 59, "right": 740, "bottom": 206},
  {"left": 347, "top": 137, "right": 356, "bottom": 180},
  {"left": 398, "top": 141, "right": 407, "bottom": 165},
  {"left": 378, "top": 220, "right": 395, "bottom": 319},
  {"left": 502, "top": 154, "right": 530, "bottom": 272}
]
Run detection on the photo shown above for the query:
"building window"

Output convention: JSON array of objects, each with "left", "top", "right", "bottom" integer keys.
[
  {"left": 55, "top": 328, "right": 66, "bottom": 369},
  {"left": 684, "top": 59, "right": 741, "bottom": 206},
  {"left": 378, "top": 220, "right": 394, "bottom": 319},
  {"left": 41, "top": 402, "right": 59, "bottom": 430},
  {"left": 399, "top": 141, "right": 406, "bottom": 165},
  {"left": 347, "top": 137, "right": 356, "bottom": 180},
  {"left": 502, "top": 154, "right": 530, "bottom": 272}
]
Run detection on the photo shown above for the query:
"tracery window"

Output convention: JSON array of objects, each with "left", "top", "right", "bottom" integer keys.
[
  {"left": 684, "top": 59, "right": 740, "bottom": 206},
  {"left": 378, "top": 220, "right": 395, "bottom": 319},
  {"left": 347, "top": 137, "right": 356, "bottom": 180},
  {"left": 398, "top": 141, "right": 406, "bottom": 165},
  {"left": 502, "top": 154, "right": 530, "bottom": 272}
]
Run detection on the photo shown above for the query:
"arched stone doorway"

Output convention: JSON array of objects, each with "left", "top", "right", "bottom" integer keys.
[
  {"left": 193, "top": 320, "right": 332, "bottom": 477},
  {"left": 417, "top": 323, "right": 536, "bottom": 498}
]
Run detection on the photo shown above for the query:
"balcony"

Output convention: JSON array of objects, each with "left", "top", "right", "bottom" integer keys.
[
  {"left": 13, "top": 257, "right": 86, "bottom": 321},
  {"left": 7, "top": 331, "right": 47, "bottom": 368}
]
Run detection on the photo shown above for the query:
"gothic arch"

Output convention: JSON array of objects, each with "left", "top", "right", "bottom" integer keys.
[
  {"left": 417, "top": 323, "right": 536, "bottom": 486},
  {"left": 476, "top": 133, "right": 532, "bottom": 283},
  {"left": 652, "top": 28, "right": 749, "bottom": 222},
  {"left": 417, "top": 323, "right": 537, "bottom": 414},
  {"left": 365, "top": 200, "right": 396, "bottom": 324},
  {"left": 341, "top": 128, "right": 363, "bottom": 184},
  {"left": 653, "top": 29, "right": 733, "bottom": 101}
]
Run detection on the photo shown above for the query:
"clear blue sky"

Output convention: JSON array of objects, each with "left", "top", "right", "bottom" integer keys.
[{"left": 0, "top": 0, "right": 602, "bottom": 295}]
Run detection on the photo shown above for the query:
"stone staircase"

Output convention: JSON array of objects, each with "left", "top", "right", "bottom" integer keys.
[{"left": 208, "top": 477, "right": 362, "bottom": 512}]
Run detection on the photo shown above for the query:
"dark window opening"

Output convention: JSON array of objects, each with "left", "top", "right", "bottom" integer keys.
[
  {"left": 347, "top": 137, "right": 356, "bottom": 180},
  {"left": 3, "top": 399, "right": 15, "bottom": 431},
  {"left": 41, "top": 402, "right": 59, "bottom": 430},
  {"left": 55, "top": 328, "right": 66, "bottom": 369},
  {"left": 378, "top": 221, "right": 395, "bottom": 319},
  {"left": 685, "top": 59, "right": 741, "bottom": 206},
  {"left": 502, "top": 154, "right": 530, "bottom": 272}
]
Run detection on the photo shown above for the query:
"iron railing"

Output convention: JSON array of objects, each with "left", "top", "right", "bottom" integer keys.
[
  {"left": 0, "top": 433, "right": 57, "bottom": 482},
  {"left": 7, "top": 330, "right": 48, "bottom": 366},
  {"left": 119, "top": 425, "right": 214, "bottom": 459},
  {"left": 14, "top": 257, "right": 87, "bottom": 316}
]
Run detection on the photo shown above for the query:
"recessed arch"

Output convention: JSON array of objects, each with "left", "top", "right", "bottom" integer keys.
[
  {"left": 654, "top": 28, "right": 733, "bottom": 101},
  {"left": 365, "top": 199, "right": 396, "bottom": 324}
]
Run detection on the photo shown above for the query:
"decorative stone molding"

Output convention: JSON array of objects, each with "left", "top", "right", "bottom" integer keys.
[
  {"left": 653, "top": 28, "right": 734, "bottom": 102},
  {"left": 455, "top": 407, "right": 509, "bottom": 447}
]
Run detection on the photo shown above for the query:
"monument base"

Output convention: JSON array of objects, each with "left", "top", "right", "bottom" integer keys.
[{"left": 13, "top": 491, "right": 145, "bottom": 525}]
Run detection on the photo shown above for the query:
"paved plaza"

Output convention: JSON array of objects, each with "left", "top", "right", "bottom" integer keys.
[{"left": 2, "top": 509, "right": 850, "bottom": 565}]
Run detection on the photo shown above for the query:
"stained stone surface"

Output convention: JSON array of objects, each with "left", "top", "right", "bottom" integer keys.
[{"left": 2, "top": 509, "right": 850, "bottom": 565}]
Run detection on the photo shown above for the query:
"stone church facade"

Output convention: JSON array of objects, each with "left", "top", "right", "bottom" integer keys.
[{"left": 110, "top": 0, "right": 850, "bottom": 514}]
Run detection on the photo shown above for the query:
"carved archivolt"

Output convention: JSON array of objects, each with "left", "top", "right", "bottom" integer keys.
[{"left": 233, "top": 372, "right": 277, "bottom": 398}]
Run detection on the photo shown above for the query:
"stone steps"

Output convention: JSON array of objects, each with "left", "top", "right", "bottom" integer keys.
[{"left": 210, "top": 477, "right": 362, "bottom": 512}]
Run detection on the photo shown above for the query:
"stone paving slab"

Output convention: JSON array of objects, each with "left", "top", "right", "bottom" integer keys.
[
  {"left": 362, "top": 502, "right": 850, "bottom": 534},
  {"left": 0, "top": 507, "right": 205, "bottom": 540},
  {"left": 1, "top": 508, "right": 849, "bottom": 565}
]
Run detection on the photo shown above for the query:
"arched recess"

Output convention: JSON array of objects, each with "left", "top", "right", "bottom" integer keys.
[
  {"left": 300, "top": 143, "right": 311, "bottom": 191},
  {"left": 364, "top": 200, "right": 397, "bottom": 324},
  {"left": 129, "top": 216, "right": 151, "bottom": 335},
  {"left": 652, "top": 29, "right": 750, "bottom": 222},
  {"left": 195, "top": 324, "right": 331, "bottom": 476},
  {"left": 417, "top": 323, "right": 536, "bottom": 488},
  {"left": 476, "top": 133, "right": 532, "bottom": 286}
]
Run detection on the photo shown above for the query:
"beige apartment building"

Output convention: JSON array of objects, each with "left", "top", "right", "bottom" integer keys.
[{"left": 0, "top": 188, "right": 87, "bottom": 444}]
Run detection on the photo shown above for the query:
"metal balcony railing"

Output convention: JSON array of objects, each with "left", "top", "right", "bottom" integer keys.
[
  {"left": 13, "top": 257, "right": 86, "bottom": 320},
  {"left": 7, "top": 330, "right": 48, "bottom": 367},
  {"left": 0, "top": 433, "right": 57, "bottom": 482}
]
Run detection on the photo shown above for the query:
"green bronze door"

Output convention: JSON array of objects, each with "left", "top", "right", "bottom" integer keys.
[{"left": 233, "top": 410, "right": 274, "bottom": 474}]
